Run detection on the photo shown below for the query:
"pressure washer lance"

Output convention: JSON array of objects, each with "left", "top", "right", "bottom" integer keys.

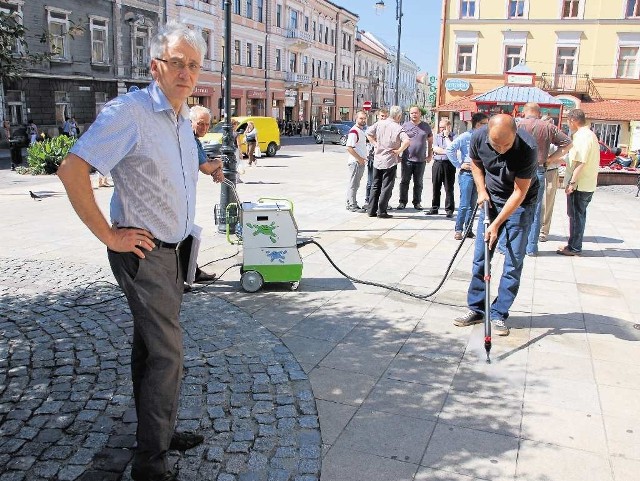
[{"left": 483, "top": 200, "right": 492, "bottom": 364}]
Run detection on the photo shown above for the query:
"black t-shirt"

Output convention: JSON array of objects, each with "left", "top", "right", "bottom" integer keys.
[{"left": 469, "top": 126, "right": 539, "bottom": 206}]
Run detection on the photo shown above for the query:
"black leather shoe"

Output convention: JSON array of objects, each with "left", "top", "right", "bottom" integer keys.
[
  {"left": 445, "top": 211, "right": 454, "bottom": 218},
  {"left": 169, "top": 431, "right": 204, "bottom": 451},
  {"left": 194, "top": 271, "right": 217, "bottom": 283},
  {"left": 131, "top": 469, "right": 178, "bottom": 481},
  {"left": 425, "top": 207, "right": 438, "bottom": 215},
  {"left": 378, "top": 213, "right": 393, "bottom": 219}
]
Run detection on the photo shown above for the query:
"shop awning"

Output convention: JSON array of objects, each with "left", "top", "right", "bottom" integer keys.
[
  {"left": 437, "top": 95, "right": 477, "bottom": 112},
  {"left": 474, "top": 86, "right": 562, "bottom": 105}
]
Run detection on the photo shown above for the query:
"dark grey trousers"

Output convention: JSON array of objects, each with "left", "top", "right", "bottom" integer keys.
[{"left": 108, "top": 247, "right": 184, "bottom": 476}]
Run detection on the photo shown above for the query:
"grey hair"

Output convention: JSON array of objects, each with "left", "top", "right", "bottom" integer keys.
[
  {"left": 389, "top": 105, "right": 402, "bottom": 119},
  {"left": 150, "top": 20, "right": 207, "bottom": 63},
  {"left": 189, "top": 105, "right": 212, "bottom": 122},
  {"left": 567, "top": 108, "right": 586, "bottom": 125}
]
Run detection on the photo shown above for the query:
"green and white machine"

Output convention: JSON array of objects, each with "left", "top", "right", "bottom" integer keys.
[{"left": 220, "top": 180, "right": 303, "bottom": 292}]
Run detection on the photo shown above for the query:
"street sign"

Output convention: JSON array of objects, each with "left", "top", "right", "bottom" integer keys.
[{"left": 363, "top": 101, "right": 372, "bottom": 111}]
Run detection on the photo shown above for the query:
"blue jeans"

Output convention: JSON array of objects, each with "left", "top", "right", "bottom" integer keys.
[
  {"left": 467, "top": 202, "right": 535, "bottom": 321},
  {"left": 567, "top": 190, "right": 593, "bottom": 252},
  {"left": 455, "top": 171, "right": 477, "bottom": 232},
  {"left": 526, "top": 167, "right": 546, "bottom": 254}
]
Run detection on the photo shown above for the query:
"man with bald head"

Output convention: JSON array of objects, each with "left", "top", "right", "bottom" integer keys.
[{"left": 454, "top": 114, "right": 538, "bottom": 336}]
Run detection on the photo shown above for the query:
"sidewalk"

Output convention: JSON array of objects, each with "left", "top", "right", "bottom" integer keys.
[{"left": 1, "top": 141, "right": 639, "bottom": 481}]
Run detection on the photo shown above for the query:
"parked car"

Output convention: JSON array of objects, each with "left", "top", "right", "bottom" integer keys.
[
  {"left": 201, "top": 116, "right": 280, "bottom": 158},
  {"left": 314, "top": 123, "right": 352, "bottom": 146}
]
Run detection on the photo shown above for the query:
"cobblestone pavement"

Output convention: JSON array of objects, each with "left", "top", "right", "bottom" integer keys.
[{"left": 0, "top": 258, "right": 320, "bottom": 481}]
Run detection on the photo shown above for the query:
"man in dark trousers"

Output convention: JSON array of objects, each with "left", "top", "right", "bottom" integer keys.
[
  {"left": 397, "top": 106, "right": 433, "bottom": 210},
  {"left": 427, "top": 117, "right": 456, "bottom": 217},
  {"left": 366, "top": 105, "right": 410, "bottom": 218},
  {"left": 454, "top": 114, "right": 538, "bottom": 337},
  {"left": 58, "top": 21, "right": 209, "bottom": 481}
]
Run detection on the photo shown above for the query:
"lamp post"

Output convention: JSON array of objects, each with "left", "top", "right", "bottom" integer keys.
[
  {"left": 309, "top": 80, "right": 318, "bottom": 136},
  {"left": 218, "top": 0, "right": 236, "bottom": 233},
  {"left": 375, "top": 0, "right": 402, "bottom": 107}
]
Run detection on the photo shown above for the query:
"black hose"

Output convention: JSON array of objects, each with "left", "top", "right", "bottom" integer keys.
[{"left": 299, "top": 203, "right": 479, "bottom": 301}]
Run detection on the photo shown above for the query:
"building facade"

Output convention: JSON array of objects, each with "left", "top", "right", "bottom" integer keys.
[
  {"left": 437, "top": 0, "right": 640, "bottom": 149},
  {"left": 354, "top": 30, "right": 388, "bottom": 121},
  {"left": 361, "top": 30, "right": 420, "bottom": 113},
  {"left": 1, "top": 0, "right": 357, "bottom": 135},
  {"left": 1, "top": 0, "right": 163, "bottom": 136}
]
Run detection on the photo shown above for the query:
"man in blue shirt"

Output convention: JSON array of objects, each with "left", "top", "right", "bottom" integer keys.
[
  {"left": 58, "top": 22, "right": 209, "bottom": 481},
  {"left": 446, "top": 113, "right": 489, "bottom": 239},
  {"left": 454, "top": 114, "right": 538, "bottom": 337}
]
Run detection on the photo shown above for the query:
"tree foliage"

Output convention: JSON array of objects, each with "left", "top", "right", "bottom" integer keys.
[{"left": 0, "top": 10, "right": 84, "bottom": 83}]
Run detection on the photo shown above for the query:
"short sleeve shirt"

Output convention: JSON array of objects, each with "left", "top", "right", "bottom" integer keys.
[
  {"left": 517, "top": 116, "right": 571, "bottom": 165},
  {"left": 402, "top": 121, "right": 432, "bottom": 163},
  {"left": 346, "top": 124, "right": 367, "bottom": 164},
  {"left": 469, "top": 126, "right": 539, "bottom": 206},
  {"left": 366, "top": 119, "right": 409, "bottom": 169},
  {"left": 70, "top": 81, "right": 199, "bottom": 243}
]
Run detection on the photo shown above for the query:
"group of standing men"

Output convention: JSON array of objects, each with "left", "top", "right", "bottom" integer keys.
[{"left": 345, "top": 102, "right": 600, "bottom": 337}]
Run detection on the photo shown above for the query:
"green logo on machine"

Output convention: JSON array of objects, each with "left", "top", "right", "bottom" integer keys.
[{"left": 247, "top": 222, "right": 279, "bottom": 243}]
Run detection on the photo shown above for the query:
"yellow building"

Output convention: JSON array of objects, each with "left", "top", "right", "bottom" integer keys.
[{"left": 437, "top": 0, "right": 640, "bottom": 150}]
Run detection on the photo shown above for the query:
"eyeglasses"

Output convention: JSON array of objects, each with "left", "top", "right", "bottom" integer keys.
[{"left": 155, "top": 58, "right": 202, "bottom": 73}]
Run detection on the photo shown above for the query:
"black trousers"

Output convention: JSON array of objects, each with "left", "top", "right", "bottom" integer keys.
[
  {"left": 431, "top": 158, "right": 456, "bottom": 212},
  {"left": 368, "top": 165, "right": 397, "bottom": 215},
  {"left": 108, "top": 247, "right": 184, "bottom": 476},
  {"left": 398, "top": 160, "right": 427, "bottom": 205}
]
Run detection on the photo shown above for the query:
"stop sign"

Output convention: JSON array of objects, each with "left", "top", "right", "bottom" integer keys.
[{"left": 363, "top": 101, "right": 372, "bottom": 111}]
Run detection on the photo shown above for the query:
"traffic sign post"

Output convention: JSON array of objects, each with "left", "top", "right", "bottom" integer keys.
[{"left": 363, "top": 101, "right": 372, "bottom": 111}]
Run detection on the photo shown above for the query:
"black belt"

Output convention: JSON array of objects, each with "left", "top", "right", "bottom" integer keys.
[
  {"left": 460, "top": 169, "right": 473, "bottom": 175},
  {"left": 154, "top": 238, "right": 181, "bottom": 249}
]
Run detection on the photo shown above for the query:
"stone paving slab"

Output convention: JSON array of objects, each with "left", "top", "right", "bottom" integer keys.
[
  {"left": 3, "top": 142, "right": 640, "bottom": 481},
  {"left": 0, "top": 258, "right": 319, "bottom": 481}
]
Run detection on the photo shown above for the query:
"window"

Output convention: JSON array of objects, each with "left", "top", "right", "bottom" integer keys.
[
  {"left": 202, "top": 29, "right": 211, "bottom": 60},
  {"left": 303, "top": 55, "right": 308, "bottom": 74},
  {"left": 457, "top": 45, "right": 474, "bottom": 72},
  {"left": 317, "top": 60, "right": 321, "bottom": 77},
  {"left": 617, "top": 46, "right": 639, "bottom": 78},
  {"left": 4, "top": 90, "right": 26, "bottom": 126},
  {"left": 257, "top": 0, "right": 264, "bottom": 22},
  {"left": 592, "top": 123, "right": 620, "bottom": 147},
  {"left": 504, "top": 45, "right": 523, "bottom": 71},
  {"left": 313, "top": 21, "right": 316, "bottom": 40},
  {"left": 275, "top": 48, "right": 281, "bottom": 70},
  {"left": 508, "top": 0, "right": 526, "bottom": 18},
  {"left": 246, "top": 0, "right": 252, "bottom": 19},
  {"left": 246, "top": 43, "right": 253, "bottom": 67},
  {"left": 324, "top": 62, "right": 328, "bottom": 79},
  {"left": 460, "top": 0, "right": 477, "bottom": 18},
  {"left": 46, "top": 7, "right": 70, "bottom": 59},
  {"left": 555, "top": 47, "right": 577, "bottom": 75},
  {"left": 562, "top": 0, "right": 580, "bottom": 18},
  {"left": 626, "top": 0, "right": 640, "bottom": 17},
  {"left": 234, "top": 40, "right": 241, "bottom": 65},
  {"left": 90, "top": 16, "right": 108, "bottom": 64},
  {"left": 325, "top": 26, "right": 329, "bottom": 44},
  {"left": 234, "top": 0, "right": 241, "bottom": 15},
  {"left": 289, "top": 52, "right": 297, "bottom": 73},
  {"left": 54, "top": 91, "right": 71, "bottom": 124},
  {"left": 304, "top": 16, "right": 309, "bottom": 32},
  {"left": 95, "top": 92, "right": 108, "bottom": 115},
  {"left": 133, "top": 28, "right": 149, "bottom": 68},
  {"left": 257, "top": 45, "right": 263, "bottom": 69},
  {"left": 276, "top": 4, "right": 282, "bottom": 27},
  {"left": 290, "top": 9, "right": 298, "bottom": 29},
  {"left": 330, "top": 29, "right": 335, "bottom": 46}
]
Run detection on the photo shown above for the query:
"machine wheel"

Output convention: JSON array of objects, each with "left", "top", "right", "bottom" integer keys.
[
  {"left": 339, "top": 135, "right": 347, "bottom": 146},
  {"left": 290, "top": 281, "right": 299, "bottom": 291},
  {"left": 241, "top": 270, "right": 264, "bottom": 292},
  {"left": 315, "top": 134, "right": 323, "bottom": 144},
  {"left": 266, "top": 141, "right": 278, "bottom": 157}
]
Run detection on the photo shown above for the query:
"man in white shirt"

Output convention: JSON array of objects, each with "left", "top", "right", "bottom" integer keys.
[{"left": 345, "top": 110, "right": 368, "bottom": 212}]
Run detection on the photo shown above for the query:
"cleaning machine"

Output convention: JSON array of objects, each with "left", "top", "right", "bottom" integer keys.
[{"left": 215, "top": 179, "right": 303, "bottom": 293}]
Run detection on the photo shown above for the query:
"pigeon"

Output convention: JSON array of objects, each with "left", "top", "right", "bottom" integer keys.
[{"left": 29, "top": 190, "right": 42, "bottom": 201}]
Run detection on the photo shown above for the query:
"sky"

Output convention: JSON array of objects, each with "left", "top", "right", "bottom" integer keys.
[{"left": 347, "top": 0, "right": 443, "bottom": 76}]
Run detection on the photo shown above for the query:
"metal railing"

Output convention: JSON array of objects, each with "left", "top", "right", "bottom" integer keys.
[
  {"left": 538, "top": 73, "right": 590, "bottom": 94},
  {"left": 284, "top": 72, "right": 311, "bottom": 85}
]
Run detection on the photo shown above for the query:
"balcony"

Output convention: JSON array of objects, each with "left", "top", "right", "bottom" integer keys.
[
  {"left": 131, "top": 65, "right": 151, "bottom": 79},
  {"left": 537, "top": 73, "right": 590, "bottom": 95},
  {"left": 286, "top": 29, "right": 312, "bottom": 51},
  {"left": 284, "top": 72, "right": 311, "bottom": 87}
]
